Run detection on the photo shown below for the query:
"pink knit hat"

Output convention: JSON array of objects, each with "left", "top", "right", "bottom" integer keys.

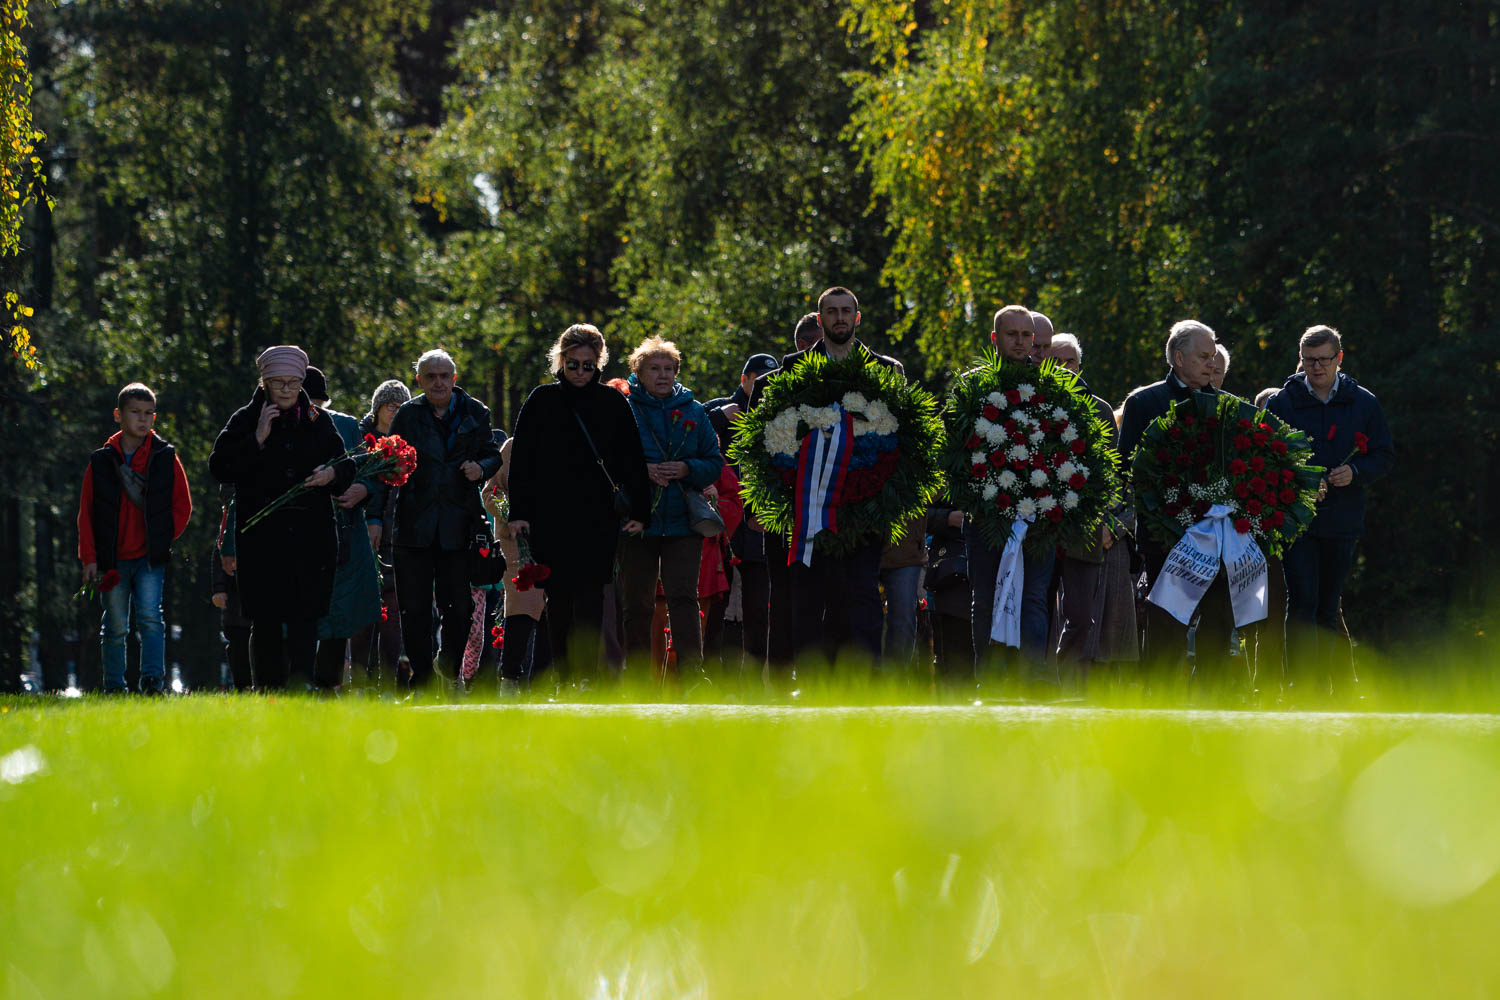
[{"left": 256, "top": 345, "right": 309, "bottom": 381}]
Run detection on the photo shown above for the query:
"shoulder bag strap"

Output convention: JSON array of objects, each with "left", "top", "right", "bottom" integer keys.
[{"left": 572, "top": 409, "right": 621, "bottom": 493}]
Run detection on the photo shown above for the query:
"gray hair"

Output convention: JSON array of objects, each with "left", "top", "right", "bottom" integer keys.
[
  {"left": 1051, "top": 332, "right": 1082, "bottom": 365},
  {"left": 1165, "top": 320, "right": 1216, "bottom": 368},
  {"left": 413, "top": 348, "right": 457, "bottom": 376},
  {"left": 1215, "top": 343, "right": 1231, "bottom": 371},
  {"left": 1300, "top": 324, "right": 1342, "bottom": 354},
  {"left": 368, "top": 378, "right": 411, "bottom": 420}
]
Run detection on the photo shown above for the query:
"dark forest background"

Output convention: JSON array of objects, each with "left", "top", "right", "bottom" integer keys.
[{"left": 2, "top": 0, "right": 1496, "bottom": 688}]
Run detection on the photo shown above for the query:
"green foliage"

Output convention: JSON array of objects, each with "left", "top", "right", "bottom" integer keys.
[
  {"left": 728, "top": 350, "right": 944, "bottom": 557},
  {"left": 0, "top": 0, "right": 47, "bottom": 368},
  {"left": 942, "top": 350, "right": 1121, "bottom": 554}
]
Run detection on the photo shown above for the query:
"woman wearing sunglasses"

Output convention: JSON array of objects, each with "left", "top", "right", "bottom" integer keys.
[{"left": 508, "top": 324, "right": 650, "bottom": 686}]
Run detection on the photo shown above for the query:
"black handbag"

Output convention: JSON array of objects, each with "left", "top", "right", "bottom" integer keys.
[
  {"left": 926, "top": 539, "right": 969, "bottom": 591},
  {"left": 468, "top": 525, "right": 506, "bottom": 587},
  {"left": 573, "top": 410, "right": 633, "bottom": 521}
]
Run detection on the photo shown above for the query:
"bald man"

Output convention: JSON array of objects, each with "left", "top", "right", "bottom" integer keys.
[{"left": 1029, "top": 311, "right": 1054, "bottom": 364}]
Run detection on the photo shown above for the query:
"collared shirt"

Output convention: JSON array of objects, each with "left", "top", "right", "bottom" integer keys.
[{"left": 1309, "top": 378, "right": 1339, "bottom": 405}]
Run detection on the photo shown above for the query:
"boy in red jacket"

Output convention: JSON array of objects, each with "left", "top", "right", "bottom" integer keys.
[{"left": 77, "top": 383, "right": 192, "bottom": 693}]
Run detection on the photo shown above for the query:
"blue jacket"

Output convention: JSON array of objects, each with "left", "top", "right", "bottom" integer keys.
[
  {"left": 626, "top": 377, "right": 724, "bottom": 538},
  {"left": 1265, "top": 372, "right": 1394, "bottom": 538}
]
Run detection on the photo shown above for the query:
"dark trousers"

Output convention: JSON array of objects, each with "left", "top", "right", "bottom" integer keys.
[
  {"left": 350, "top": 587, "right": 402, "bottom": 687},
  {"left": 619, "top": 534, "right": 704, "bottom": 672},
  {"left": 1282, "top": 534, "right": 1359, "bottom": 695},
  {"left": 931, "top": 612, "right": 974, "bottom": 687},
  {"left": 313, "top": 638, "right": 347, "bottom": 689},
  {"left": 394, "top": 545, "right": 472, "bottom": 688},
  {"left": 1142, "top": 544, "right": 1236, "bottom": 694},
  {"left": 788, "top": 537, "right": 884, "bottom": 667},
  {"left": 500, "top": 613, "right": 551, "bottom": 683},
  {"left": 738, "top": 560, "right": 769, "bottom": 666},
  {"left": 250, "top": 618, "right": 317, "bottom": 690},
  {"left": 545, "top": 581, "right": 606, "bottom": 682},
  {"left": 225, "top": 624, "right": 252, "bottom": 691},
  {"left": 765, "top": 534, "right": 795, "bottom": 671},
  {"left": 1057, "top": 557, "right": 1103, "bottom": 668}
]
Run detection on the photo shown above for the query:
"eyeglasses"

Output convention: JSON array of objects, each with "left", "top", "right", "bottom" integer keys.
[
  {"left": 1300, "top": 354, "right": 1339, "bottom": 368},
  {"left": 564, "top": 360, "right": 597, "bottom": 372},
  {"left": 265, "top": 378, "right": 304, "bottom": 392}
]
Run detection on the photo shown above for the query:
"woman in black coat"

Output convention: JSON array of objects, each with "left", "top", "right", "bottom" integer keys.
[
  {"left": 508, "top": 324, "right": 650, "bottom": 683},
  {"left": 209, "top": 346, "right": 355, "bottom": 689}
]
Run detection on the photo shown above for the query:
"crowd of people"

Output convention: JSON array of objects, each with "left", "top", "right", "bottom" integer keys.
[{"left": 76, "top": 286, "right": 1393, "bottom": 703}]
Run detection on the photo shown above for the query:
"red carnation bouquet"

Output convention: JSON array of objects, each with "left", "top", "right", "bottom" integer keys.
[
  {"left": 1132, "top": 394, "right": 1323, "bottom": 558},
  {"left": 243, "top": 433, "right": 418, "bottom": 530},
  {"left": 75, "top": 569, "right": 122, "bottom": 602},
  {"left": 511, "top": 532, "right": 551, "bottom": 592}
]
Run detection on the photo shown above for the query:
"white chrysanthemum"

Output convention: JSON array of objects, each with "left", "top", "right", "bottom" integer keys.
[
  {"left": 765, "top": 411, "right": 802, "bottom": 457},
  {"left": 1052, "top": 406, "right": 1068, "bottom": 420},
  {"left": 986, "top": 391, "right": 1005, "bottom": 406},
  {"left": 971, "top": 451, "right": 988, "bottom": 466},
  {"left": 1028, "top": 429, "right": 1046, "bottom": 444},
  {"left": 1057, "top": 460, "right": 1078, "bottom": 479},
  {"left": 982, "top": 483, "right": 999, "bottom": 501},
  {"left": 1009, "top": 409, "right": 1027, "bottom": 424},
  {"left": 983, "top": 422, "right": 1007, "bottom": 446},
  {"left": 841, "top": 391, "right": 869, "bottom": 413},
  {"left": 975, "top": 417, "right": 994, "bottom": 436},
  {"left": 997, "top": 469, "right": 1018, "bottom": 489},
  {"left": 1062, "top": 491, "right": 1080, "bottom": 510},
  {"left": 1037, "top": 495, "right": 1057, "bottom": 512},
  {"left": 1029, "top": 468, "right": 1049, "bottom": 488},
  {"left": 1016, "top": 498, "right": 1038, "bottom": 519},
  {"left": 865, "top": 400, "right": 897, "bottom": 435},
  {"left": 1007, "top": 443, "right": 1030, "bottom": 462},
  {"left": 1017, "top": 383, "right": 1035, "bottom": 401},
  {"left": 1060, "top": 425, "right": 1079, "bottom": 443}
]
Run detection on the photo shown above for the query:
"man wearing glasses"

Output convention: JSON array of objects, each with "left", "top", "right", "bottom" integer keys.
[
  {"left": 1266, "top": 325, "right": 1394, "bottom": 702},
  {"left": 384, "top": 348, "right": 502, "bottom": 691}
]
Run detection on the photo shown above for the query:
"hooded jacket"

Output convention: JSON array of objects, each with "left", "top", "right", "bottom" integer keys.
[
  {"left": 625, "top": 375, "right": 725, "bottom": 538},
  {"left": 1265, "top": 371, "right": 1394, "bottom": 538}
]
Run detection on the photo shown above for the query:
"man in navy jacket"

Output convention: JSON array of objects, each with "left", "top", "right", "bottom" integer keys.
[{"left": 1266, "top": 325, "right": 1394, "bottom": 699}]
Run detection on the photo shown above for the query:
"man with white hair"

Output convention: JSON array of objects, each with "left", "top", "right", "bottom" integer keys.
[
  {"left": 385, "top": 348, "right": 502, "bottom": 691},
  {"left": 1119, "top": 320, "right": 1234, "bottom": 694}
]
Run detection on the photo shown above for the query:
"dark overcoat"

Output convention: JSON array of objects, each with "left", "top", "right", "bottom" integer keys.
[{"left": 209, "top": 386, "right": 355, "bottom": 622}]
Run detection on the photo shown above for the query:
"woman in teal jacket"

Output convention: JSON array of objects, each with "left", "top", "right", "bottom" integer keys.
[{"left": 619, "top": 336, "right": 725, "bottom": 680}]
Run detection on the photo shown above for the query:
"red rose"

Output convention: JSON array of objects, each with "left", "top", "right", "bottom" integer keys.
[
  {"left": 1259, "top": 515, "right": 1277, "bottom": 531},
  {"left": 1249, "top": 456, "right": 1266, "bottom": 472},
  {"left": 995, "top": 493, "right": 1012, "bottom": 509},
  {"left": 966, "top": 433, "right": 982, "bottom": 450},
  {"left": 982, "top": 404, "right": 1001, "bottom": 421},
  {"left": 1229, "top": 459, "right": 1248, "bottom": 475},
  {"left": 1281, "top": 469, "right": 1295, "bottom": 484},
  {"left": 1326, "top": 424, "right": 1338, "bottom": 441},
  {"left": 1279, "top": 488, "right": 1296, "bottom": 504},
  {"left": 1246, "top": 499, "right": 1263, "bottom": 515},
  {"left": 1005, "top": 389, "right": 1021, "bottom": 404},
  {"left": 971, "top": 463, "right": 987, "bottom": 479},
  {"left": 1234, "top": 517, "right": 1252, "bottom": 534},
  {"left": 1270, "top": 440, "right": 1287, "bottom": 455},
  {"left": 1233, "top": 434, "right": 1252, "bottom": 451},
  {"left": 990, "top": 451, "right": 1007, "bottom": 467},
  {"left": 1164, "top": 474, "right": 1180, "bottom": 488},
  {"left": 1070, "top": 439, "right": 1086, "bottom": 455},
  {"left": 1047, "top": 507, "right": 1063, "bottom": 522},
  {"left": 1354, "top": 431, "right": 1369, "bottom": 454},
  {"left": 1249, "top": 477, "right": 1267, "bottom": 495},
  {"left": 1069, "top": 473, "right": 1086, "bottom": 489}
]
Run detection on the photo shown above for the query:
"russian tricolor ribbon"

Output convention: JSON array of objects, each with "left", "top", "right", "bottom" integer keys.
[{"left": 790, "top": 408, "right": 855, "bottom": 567}]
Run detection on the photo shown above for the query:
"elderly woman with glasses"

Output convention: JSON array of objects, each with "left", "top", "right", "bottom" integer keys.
[
  {"left": 210, "top": 345, "right": 356, "bottom": 689},
  {"left": 508, "top": 324, "right": 650, "bottom": 685}
]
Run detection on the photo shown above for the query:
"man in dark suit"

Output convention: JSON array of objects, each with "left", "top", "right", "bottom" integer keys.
[
  {"left": 748, "top": 287, "right": 902, "bottom": 675},
  {"left": 1119, "top": 320, "right": 1234, "bottom": 695}
]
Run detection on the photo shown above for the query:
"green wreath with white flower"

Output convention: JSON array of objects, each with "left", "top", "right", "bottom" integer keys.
[
  {"left": 729, "top": 350, "right": 945, "bottom": 558},
  {"left": 942, "top": 350, "right": 1122, "bottom": 553}
]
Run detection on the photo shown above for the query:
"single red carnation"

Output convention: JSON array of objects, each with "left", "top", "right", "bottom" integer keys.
[
  {"left": 1033, "top": 393, "right": 1046, "bottom": 405},
  {"left": 1237, "top": 418, "right": 1253, "bottom": 431},
  {"left": 966, "top": 433, "right": 981, "bottom": 450},
  {"left": 1234, "top": 517, "right": 1252, "bottom": 534},
  {"left": 99, "top": 569, "right": 122, "bottom": 593},
  {"left": 1253, "top": 431, "right": 1269, "bottom": 446},
  {"left": 971, "top": 463, "right": 988, "bottom": 479},
  {"left": 1003, "top": 419, "right": 1017, "bottom": 432},
  {"left": 1271, "top": 510, "right": 1286, "bottom": 527},
  {"left": 1233, "top": 434, "right": 1252, "bottom": 451},
  {"left": 1005, "top": 389, "right": 1021, "bottom": 404},
  {"left": 1192, "top": 500, "right": 1210, "bottom": 517},
  {"left": 995, "top": 493, "right": 1012, "bottom": 509},
  {"left": 364, "top": 433, "right": 378, "bottom": 448},
  {"left": 1249, "top": 456, "right": 1266, "bottom": 472},
  {"left": 1047, "top": 507, "right": 1063, "bottom": 522},
  {"left": 989, "top": 451, "right": 1007, "bottom": 467},
  {"left": 1246, "top": 499, "right": 1263, "bottom": 515},
  {"left": 1175, "top": 453, "right": 1192, "bottom": 468},
  {"left": 1164, "top": 473, "right": 1180, "bottom": 488},
  {"left": 1249, "top": 477, "right": 1267, "bottom": 495},
  {"left": 1070, "top": 439, "right": 1086, "bottom": 455},
  {"left": 1168, "top": 426, "right": 1183, "bottom": 441},
  {"left": 533, "top": 564, "right": 551, "bottom": 583},
  {"left": 1271, "top": 440, "right": 1288, "bottom": 455},
  {"left": 1164, "top": 502, "right": 1183, "bottom": 516},
  {"left": 1011, "top": 431, "right": 1027, "bottom": 445},
  {"left": 1229, "top": 459, "right": 1248, "bottom": 475},
  {"left": 1155, "top": 448, "right": 1170, "bottom": 463},
  {"left": 1260, "top": 515, "right": 1277, "bottom": 531},
  {"left": 1326, "top": 424, "right": 1338, "bottom": 441},
  {"left": 1032, "top": 455, "right": 1048, "bottom": 470},
  {"left": 1354, "top": 431, "right": 1369, "bottom": 454},
  {"left": 982, "top": 404, "right": 1001, "bottom": 421},
  {"left": 1279, "top": 488, "right": 1296, "bottom": 504},
  {"left": 1234, "top": 482, "right": 1251, "bottom": 499},
  {"left": 1281, "top": 468, "right": 1295, "bottom": 484},
  {"left": 1181, "top": 413, "right": 1197, "bottom": 427},
  {"left": 1069, "top": 473, "right": 1086, "bottom": 489}
]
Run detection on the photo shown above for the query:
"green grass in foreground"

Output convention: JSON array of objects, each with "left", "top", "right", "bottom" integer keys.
[{"left": 3, "top": 694, "right": 1500, "bottom": 998}]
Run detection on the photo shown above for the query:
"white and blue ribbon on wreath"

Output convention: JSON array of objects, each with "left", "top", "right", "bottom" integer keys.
[
  {"left": 989, "top": 516, "right": 1032, "bottom": 647},
  {"left": 790, "top": 408, "right": 855, "bottom": 567},
  {"left": 1147, "top": 503, "right": 1269, "bottom": 627}
]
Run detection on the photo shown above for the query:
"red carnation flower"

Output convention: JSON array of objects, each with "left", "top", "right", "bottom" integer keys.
[
  {"left": 1205, "top": 416, "right": 1220, "bottom": 429},
  {"left": 1252, "top": 431, "right": 1269, "bottom": 446},
  {"left": 1175, "top": 453, "right": 1192, "bottom": 468},
  {"left": 989, "top": 451, "right": 1007, "bottom": 467},
  {"left": 1234, "top": 517, "right": 1252, "bottom": 534},
  {"left": 1164, "top": 473, "right": 1181, "bottom": 488},
  {"left": 1327, "top": 424, "right": 1338, "bottom": 441},
  {"left": 671, "top": 409, "right": 684, "bottom": 421},
  {"left": 364, "top": 433, "right": 378, "bottom": 448},
  {"left": 1070, "top": 439, "right": 1086, "bottom": 455},
  {"left": 99, "top": 569, "right": 122, "bottom": 593},
  {"left": 982, "top": 404, "right": 1001, "bottom": 421},
  {"left": 1164, "top": 502, "right": 1184, "bottom": 516},
  {"left": 1039, "top": 418, "right": 1052, "bottom": 433},
  {"left": 1279, "top": 488, "right": 1296, "bottom": 504},
  {"left": 1003, "top": 419, "right": 1018, "bottom": 432},
  {"left": 1271, "top": 510, "right": 1286, "bottom": 527},
  {"left": 1260, "top": 515, "right": 1277, "bottom": 531},
  {"left": 1032, "top": 455, "right": 1048, "bottom": 470},
  {"left": 683, "top": 419, "right": 697, "bottom": 431},
  {"left": 1249, "top": 477, "right": 1267, "bottom": 495},
  {"left": 1168, "top": 426, "right": 1183, "bottom": 441},
  {"left": 1047, "top": 507, "right": 1063, "bottom": 523},
  {"left": 1011, "top": 459, "right": 1028, "bottom": 471},
  {"left": 1233, "top": 434, "right": 1252, "bottom": 451},
  {"left": 995, "top": 493, "right": 1012, "bottom": 509},
  {"left": 1181, "top": 413, "right": 1197, "bottom": 427},
  {"left": 1196, "top": 431, "right": 1211, "bottom": 445},
  {"left": 1011, "top": 431, "right": 1027, "bottom": 445},
  {"left": 1235, "top": 482, "right": 1251, "bottom": 498},
  {"left": 1249, "top": 456, "right": 1266, "bottom": 472},
  {"left": 1237, "top": 418, "right": 1253, "bottom": 431},
  {"left": 1005, "top": 389, "right": 1021, "bottom": 405},
  {"left": 1354, "top": 432, "right": 1369, "bottom": 454},
  {"left": 1069, "top": 473, "right": 1086, "bottom": 489},
  {"left": 1229, "top": 459, "right": 1248, "bottom": 475},
  {"left": 1155, "top": 448, "right": 1170, "bottom": 463},
  {"left": 1246, "top": 499, "right": 1263, "bottom": 515},
  {"left": 966, "top": 433, "right": 982, "bottom": 450},
  {"left": 971, "top": 463, "right": 987, "bottom": 479},
  {"left": 1033, "top": 392, "right": 1046, "bottom": 405},
  {"left": 1281, "top": 468, "right": 1295, "bottom": 484},
  {"left": 1271, "top": 440, "right": 1288, "bottom": 455},
  {"left": 1053, "top": 451, "right": 1068, "bottom": 467}
]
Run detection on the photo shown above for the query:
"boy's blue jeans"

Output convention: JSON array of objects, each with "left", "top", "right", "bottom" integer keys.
[{"left": 100, "top": 557, "right": 166, "bottom": 692}]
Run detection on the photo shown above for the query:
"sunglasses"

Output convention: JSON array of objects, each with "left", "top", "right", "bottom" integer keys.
[{"left": 564, "top": 360, "right": 597, "bottom": 372}]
